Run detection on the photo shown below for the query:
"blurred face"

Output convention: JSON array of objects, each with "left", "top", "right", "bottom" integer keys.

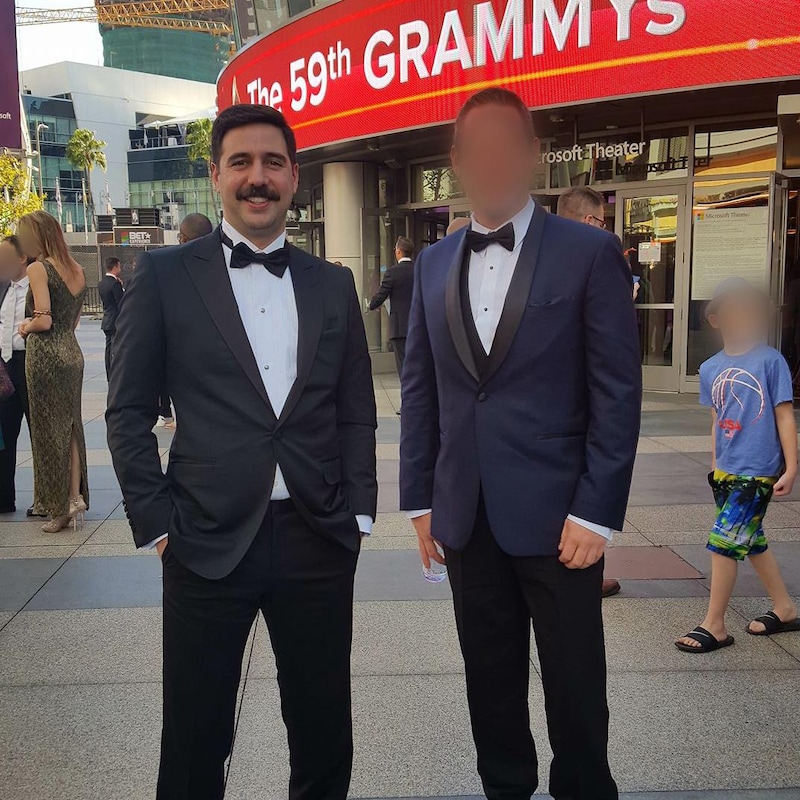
[
  {"left": 15, "top": 225, "right": 41, "bottom": 261},
  {"left": 0, "top": 241, "right": 28, "bottom": 280},
  {"left": 211, "top": 123, "right": 299, "bottom": 248},
  {"left": 177, "top": 227, "right": 188, "bottom": 244},
  {"left": 708, "top": 292, "right": 770, "bottom": 347},
  {"left": 451, "top": 104, "right": 540, "bottom": 227}
]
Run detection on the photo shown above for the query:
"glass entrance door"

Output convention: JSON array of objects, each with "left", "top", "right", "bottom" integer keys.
[{"left": 616, "top": 189, "right": 687, "bottom": 392}]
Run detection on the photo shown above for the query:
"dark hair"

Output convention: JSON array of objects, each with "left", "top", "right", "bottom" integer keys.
[
  {"left": 455, "top": 88, "right": 536, "bottom": 143},
  {"left": 395, "top": 236, "right": 414, "bottom": 257},
  {"left": 105, "top": 256, "right": 121, "bottom": 271},
  {"left": 2, "top": 235, "right": 32, "bottom": 263},
  {"left": 556, "top": 186, "right": 605, "bottom": 221},
  {"left": 211, "top": 104, "right": 298, "bottom": 165},
  {"left": 179, "top": 212, "right": 213, "bottom": 241}
]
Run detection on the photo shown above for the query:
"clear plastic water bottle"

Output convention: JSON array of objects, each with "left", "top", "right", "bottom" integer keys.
[{"left": 422, "top": 544, "right": 447, "bottom": 583}]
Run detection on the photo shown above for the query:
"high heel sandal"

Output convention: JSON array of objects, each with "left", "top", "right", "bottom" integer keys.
[{"left": 41, "top": 496, "right": 86, "bottom": 533}]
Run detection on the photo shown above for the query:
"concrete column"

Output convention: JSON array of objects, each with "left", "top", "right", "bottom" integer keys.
[{"left": 323, "top": 162, "right": 364, "bottom": 299}]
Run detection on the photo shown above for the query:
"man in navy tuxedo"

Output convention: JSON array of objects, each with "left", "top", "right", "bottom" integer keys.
[{"left": 400, "top": 89, "right": 641, "bottom": 800}]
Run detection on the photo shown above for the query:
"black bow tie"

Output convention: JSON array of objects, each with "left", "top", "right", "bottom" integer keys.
[
  {"left": 220, "top": 231, "right": 290, "bottom": 277},
  {"left": 465, "top": 222, "right": 515, "bottom": 253}
]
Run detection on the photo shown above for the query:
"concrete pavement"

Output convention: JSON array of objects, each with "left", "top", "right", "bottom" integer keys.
[{"left": 1, "top": 321, "right": 799, "bottom": 800}]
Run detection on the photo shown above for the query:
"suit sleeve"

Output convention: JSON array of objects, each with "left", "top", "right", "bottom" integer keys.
[
  {"left": 105, "top": 252, "right": 173, "bottom": 547},
  {"left": 368, "top": 266, "right": 395, "bottom": 310},
  {"left": 569, "top": 235, "right": 642, "bottom": 530},
  {"left": 337, "top": 269, "right": 378, "bottom": 519},
  {"left": 110, "top": 280, "right": 124, "bottom": 323},
  {"left": 399, "top": 250, "right": 440, "bottom": 510}
]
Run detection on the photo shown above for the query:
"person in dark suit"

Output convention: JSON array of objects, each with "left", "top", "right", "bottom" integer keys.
[
  {"left": 400, "top": 89, "right": 641, "bottom": 800},
  {"left": 369, "top": 236, "right": 415, "bottom": 380},
  {"left": 0, "top": 236, "right": 33, "bottom": 513},
  {"left": 107, "top": 104, "right": 377, "bottom": 800},
  {"left": 97, "top": 256, "right": 124, "bottom": 378}
]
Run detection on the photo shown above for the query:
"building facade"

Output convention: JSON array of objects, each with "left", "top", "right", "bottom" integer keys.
[
  {"left": 219, "top": 0, "right": 800, "bottom": 391},
  {"left": 19, "top": 62, "right": 216, "bottom": 231}
]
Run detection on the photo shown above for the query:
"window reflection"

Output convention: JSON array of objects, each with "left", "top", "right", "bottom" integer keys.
[
  {"left": 548, "top": 131, "right": 688, "bottom": 189},
  {"left": 694, "top": 125, "right": 777, "bottom": 175}
]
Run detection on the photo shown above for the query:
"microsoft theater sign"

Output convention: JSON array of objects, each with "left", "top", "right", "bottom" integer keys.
[{"left": 218, "top": 0, "right": 800, "bottom": 151}]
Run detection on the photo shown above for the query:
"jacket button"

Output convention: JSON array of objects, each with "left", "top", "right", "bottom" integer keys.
[{"left": 477, "top": 392, "right": 488, "bottom": 402}]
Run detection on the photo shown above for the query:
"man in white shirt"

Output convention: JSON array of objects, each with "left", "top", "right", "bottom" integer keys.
[
  {"left": 0, "top": 236, "right": 33, "bottom": 513},
  {"left": 400, "top": 89, "right": 641, "bottom": 800},
  {"left": 107, "top": 105, "right": 377, "bottom": 800}
]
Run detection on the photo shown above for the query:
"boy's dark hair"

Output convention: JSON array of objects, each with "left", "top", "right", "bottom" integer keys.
[
  {"left": 395, "top": 236, "right": 414, "bottom": 257},
  {"left": 211, "top": 104, "right": 298, "bottom": 166},
  {"left": 105, "top": 256, "right": 121, "bottom": 271},
  {"left": 455, "top": 88, "right": 536, "bottom": 143}
]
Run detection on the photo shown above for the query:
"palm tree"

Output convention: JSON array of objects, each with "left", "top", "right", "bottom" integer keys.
[
  {"left": 186, "top": 118, "right": 213, "bottom": 172},
  {"left": 186, "top": 117, "right": 217, "bottom": 216},
  {"left": 65, "top": 128, "right": 107, "bottom": 226}
]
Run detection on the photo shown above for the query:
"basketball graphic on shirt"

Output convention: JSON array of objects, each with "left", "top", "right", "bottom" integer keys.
[{"left": 711, "top": 368, "right": 765, "bottom": 437}]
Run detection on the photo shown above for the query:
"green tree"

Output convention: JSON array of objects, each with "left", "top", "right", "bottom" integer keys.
[
  {"left": 186, "top": 118, "right": 213, "bottom": 171},
  {"left": 65, "top": 128, "right": 107, "bottom": 223},
  {"left": 0, "top": 152, "right": 44, "bottom": 236}
]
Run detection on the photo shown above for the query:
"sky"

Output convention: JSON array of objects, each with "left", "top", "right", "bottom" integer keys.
[{"left": 16, "top": 0, "right": 104, "bottom": 74}]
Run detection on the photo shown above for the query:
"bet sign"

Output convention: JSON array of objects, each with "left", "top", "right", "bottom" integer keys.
[{"left": 219, "top": 0, "right": 800, "bottom": 152}]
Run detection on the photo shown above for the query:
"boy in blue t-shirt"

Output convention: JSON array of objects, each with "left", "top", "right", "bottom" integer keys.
[{"left": 676, "top": 278, "right": 800, "bottom": 653}]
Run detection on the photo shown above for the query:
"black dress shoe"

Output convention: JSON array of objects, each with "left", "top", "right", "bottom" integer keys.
[{"left": 27, "top": 506, "right": 47, "bottom": 518}]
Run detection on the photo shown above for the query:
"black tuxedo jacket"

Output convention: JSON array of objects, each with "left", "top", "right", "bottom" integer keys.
[
  {"left": 106, "top": 230, "right": 378, "bottom": 579},
  {"left": 98, "top": 274, "right": 124, "bottom": 334},
  {"left": 369, "top": 259, "right": 414, "bottom": 339},
  {"left": 400, "top": 206, "right": 641, "bottom": 556}
]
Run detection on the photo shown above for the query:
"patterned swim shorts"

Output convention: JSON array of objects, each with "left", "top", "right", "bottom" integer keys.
[{"left": 707, "top": 469, "right": 776, "bottom": 561}]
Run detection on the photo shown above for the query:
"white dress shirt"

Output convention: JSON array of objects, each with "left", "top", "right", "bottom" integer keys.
[
  {"left": 407, "top": 198, "right": 613, "bottom": 542},
  {"left": 0, "top": 276, "right": 30, "bottom": 362},
  {"left": 145, "top": 221, "right": 371, "bottom": 549}
]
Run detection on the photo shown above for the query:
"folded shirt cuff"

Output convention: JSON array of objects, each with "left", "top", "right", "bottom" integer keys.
[{"left": 567, "top": 514, "right": 614, "bottom": 542}]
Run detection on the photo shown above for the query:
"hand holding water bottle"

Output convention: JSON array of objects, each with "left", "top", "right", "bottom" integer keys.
[{"left": 412, "top": 512, "right": 447, "bottom": 583}]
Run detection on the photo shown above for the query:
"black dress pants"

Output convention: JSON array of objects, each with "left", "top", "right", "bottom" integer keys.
[
  {"left": 157, "top": 500, "right": 359, "bottom": 800},
  {"left": 0, "top": 352, "right": 29, "bottom": 510},
  {"left": 104, "top": 332, "right": 114, "bottom": 380},
  {"left": 445, "top": 499, "right": 617, "bottom": 800},
  {"left": 390, "top": 337, "right": 406, "bottom": 381}
]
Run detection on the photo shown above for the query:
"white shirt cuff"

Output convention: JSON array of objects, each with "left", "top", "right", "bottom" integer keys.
[
  {"left": 567, "top": 514, "right": 614, "bottom": 542},
  {"left": 405, "top": 508, "right": 432, "bottom": 519},
  {"left": 141, "top": 533, "right": 168, "bottom": 550},
  {"left": 356, "top": 514, "right": 373, "bottom": 536}
]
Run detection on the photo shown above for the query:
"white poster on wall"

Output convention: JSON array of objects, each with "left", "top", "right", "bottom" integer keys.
[{"left": 691, "top": 206, "right": 770, "bottom": 300}]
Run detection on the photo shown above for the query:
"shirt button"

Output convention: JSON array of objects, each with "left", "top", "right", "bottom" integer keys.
[
  {"left": 477, "top": 392, "right": 488, "bottom": 402},
  {"left": 260, "top": 308, "right": 266, "bottom": 313},
  {"left": 489, "top": 266, "right": 494, "bottom": 270},
  {"left": 484, "top": 307, "right": 488, "bottom": 312},
  {"left": 264, "top": 365, "right": 270, "bottom": 370}
]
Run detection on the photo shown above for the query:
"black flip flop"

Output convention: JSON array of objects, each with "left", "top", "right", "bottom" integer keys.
[
  {"left": 747, "top": 611, "right": 800, "bottom": 636},
  {"left": 675, "top": 625, "right": 735, "bottom": 653}
]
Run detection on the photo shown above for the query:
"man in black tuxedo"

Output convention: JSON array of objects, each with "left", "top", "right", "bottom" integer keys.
[
  {"left": 369, "top": 236, "right": 415, "bottom": 380},
  {"left": 400, "top": 89, "right": 641, "bottom": 799},
  {"left": 107, "top": 104, "right": 377, "bottom": 800},
  {"left": 97, "top": 256, "right": 124, "bottom": 378}
]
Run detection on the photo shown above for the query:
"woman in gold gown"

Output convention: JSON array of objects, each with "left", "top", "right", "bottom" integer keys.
[{"left": 16, "top": 211, "right": 89, "bottom": 532}]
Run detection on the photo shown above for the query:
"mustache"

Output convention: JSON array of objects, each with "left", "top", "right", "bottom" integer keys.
[{"left": 236, "top": 185, "right": 281, "bottom": 202}]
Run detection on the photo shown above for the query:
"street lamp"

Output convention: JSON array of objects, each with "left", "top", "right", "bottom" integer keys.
[{"left": 35, "top": 123, "right": 49, "bottom": 199}]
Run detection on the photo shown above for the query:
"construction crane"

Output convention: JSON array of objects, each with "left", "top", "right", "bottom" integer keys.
[{"left": 16, "top": 0, "right": 234, "bottom": 36}]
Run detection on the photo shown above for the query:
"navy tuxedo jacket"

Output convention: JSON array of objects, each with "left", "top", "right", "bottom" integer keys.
[{"left": 399, "top": 205, "right": 642, "bottom": 556}]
